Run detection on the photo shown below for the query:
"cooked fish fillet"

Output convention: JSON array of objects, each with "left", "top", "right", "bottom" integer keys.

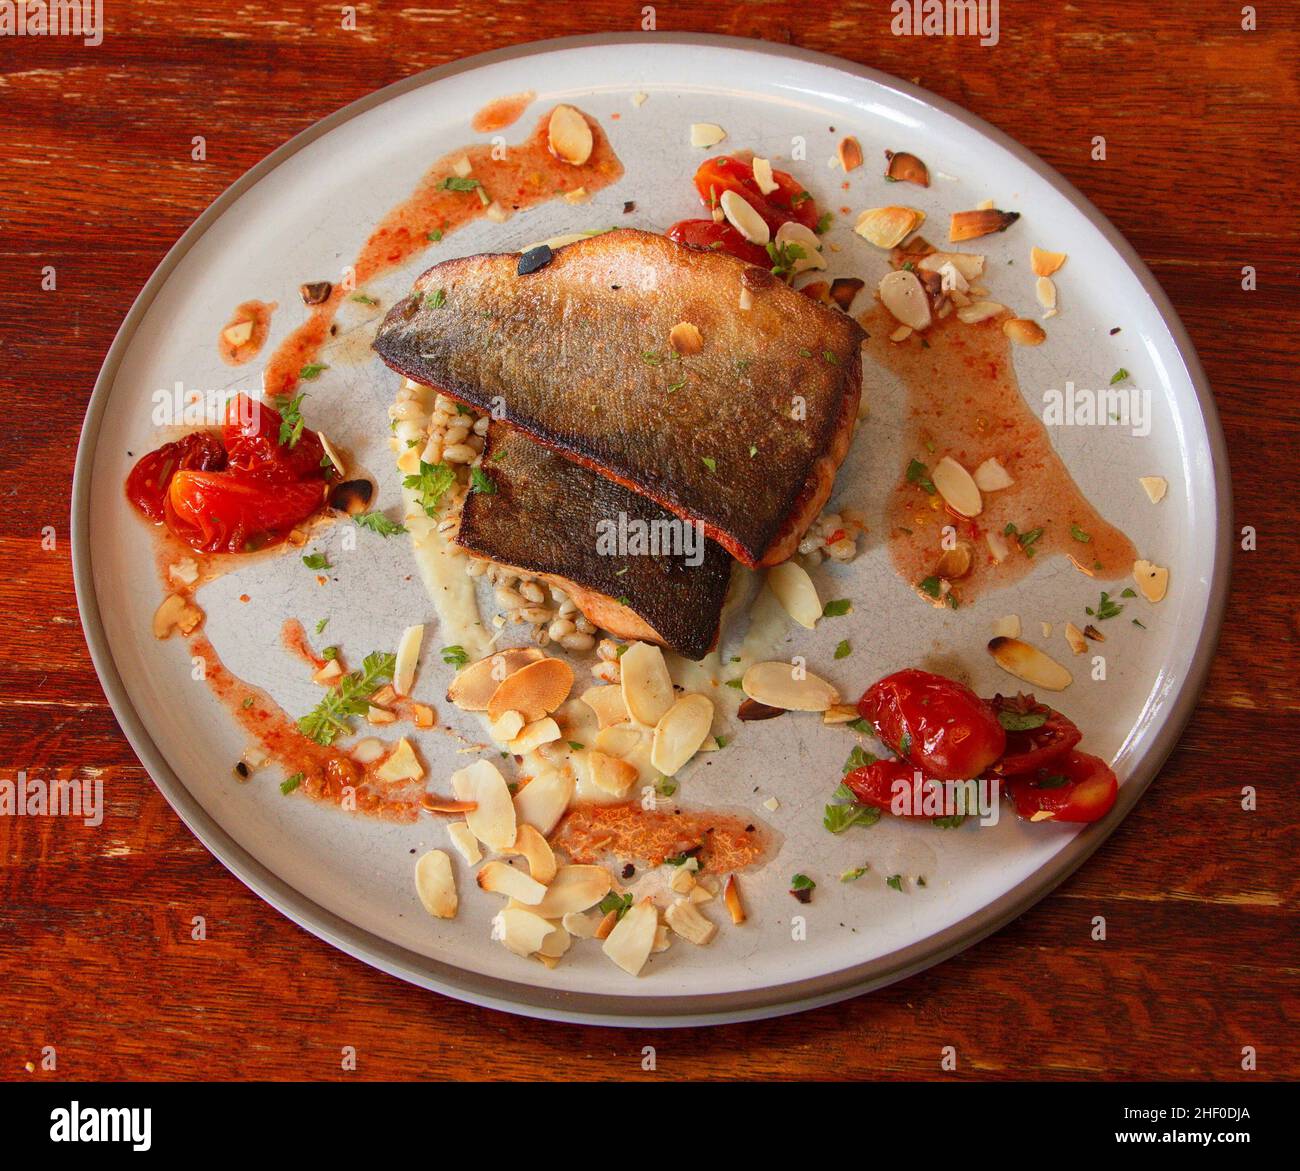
[
  {"left": 373, "top": 228, "right": 865, "bottom": 568},
  {"left": 457, "top": 425, "right": 732, "bottom": 660}
]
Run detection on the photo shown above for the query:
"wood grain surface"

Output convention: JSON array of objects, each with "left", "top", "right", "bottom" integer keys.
[{"left": 1, "top": 1, "right": 1297, "bottom": 1082}]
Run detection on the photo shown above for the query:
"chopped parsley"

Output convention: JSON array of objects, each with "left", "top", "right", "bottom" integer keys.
[
  {"left": 427, "top": 229, "right": 443, "bottom": 242},
  {"left": 886, "top": 874, "right": 904, "bottom": 892},
  {"left": 425, "top": 288, "right": 447, "bottom": 309},
  {"left": 354, "top": 511, "right": 407, "bottom": 537},
  {"left": 241, "top": 697, "right": 254, "bottom": 710},
  {"left": 321, "top": 646, "right": 339, "bottom": 661},
  {"left": 834, "top": 638, "right": 852, "bottom": 660},
  {"left": 302, "top": 552, "right": 331, "bottom": 571},
  {"left": 701, "top": 456, "right": 717, "bottom": 473},
  {"left": 277, "top": 391, "right": 307, "bottom": 447},
  {"left": 350, "top": 293, "right": 379, "bottom": 306},
  {"left": 655, "top": 776, "right": 678, "bottom": 798},
  {"left": 315, "top": 617, "right": 329, "bottom": 634},
  {"left": 840, "top": 864, "right": 870, "bottom": 882},
  {"left": 847, "top": 717, "right": 871, "bottom": 735},
  {"left": 439, "top": 175, "right": 481, "bottom": 192},
  {"left": 1004, "top": 522, "right": 1045, "bottom": 557},
  {"left": 815, "top": 211, "right": 833, "bottom": 234},
  {"left": 822, "top": 598, "right": 852, "bottom": 617},
  {"left": 789, "top": 873, "right": 816, "bottom": 902},
  {"left": 469, "top": 465, "right": 497, "bottom": 495},
  {"left": 766, "top": 239, "right": 807, "bottom": 277},
  {"left": 298, "top": 363, "right": 328, "bottom": 381},
  {"left": 280, "top": 773, "right": 303, "bottom": 795},
  {"left": 906, "top": 458, "right": 936, "bottom": 494},
  {"left": 296, "top": 651, "right": 396, "bottom": 746},
  {"left": 567, "top": 741, "right": 584, "bottom": 752},
  {"left": 1110, "top": 367, "right": 1130, "bottom": 385},
  {"left": 919, "top": 575, "right": 942, "bottom": 598},
  {"left": 1070, "top": 523, "right": 1092, "bottom": 543},
  {"left": 932, "top": 814, "right": 966, "bottom": 829},
  {"left": 822, "top": 350, "right": 839, "bottom": 365},
  {"left": 598, "top": 891, "right": 634, "bottom": 920},
  {"left": 440, "top": 645, "right": 469, "bottom": 667},
  {"left": 1085, "top": 590, "right": 1124, "bottom": 621},
  {"left": 997, "top": 708, "right": 1048, "bottom": 732},
  {"left": 403, "top": 460, "right": 456, "bottom": 517}
]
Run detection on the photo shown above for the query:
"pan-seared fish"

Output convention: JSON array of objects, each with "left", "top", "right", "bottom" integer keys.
[
  {"left": 458, "top": 425, "right": 732, "bottom": 660},
  {"left": 373, "top": 228, "right": 865, "bottom": 568}
]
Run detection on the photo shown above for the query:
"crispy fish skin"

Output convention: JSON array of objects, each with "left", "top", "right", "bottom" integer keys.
[
  {"left": 457, "top": 426, "right": 732, "bottom": 660},
  {"left": 373, "top": 228, "right": 865, "bottom": 568}
]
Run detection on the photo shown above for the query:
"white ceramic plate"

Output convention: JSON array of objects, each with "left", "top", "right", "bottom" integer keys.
[{"left": 73, "top": 34, "right": 1230, "bottom": 1025}]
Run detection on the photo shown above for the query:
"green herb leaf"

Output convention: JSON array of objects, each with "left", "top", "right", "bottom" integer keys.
[
  {"left": 598, "top": 891, "right": 634, "bottom": 919},
  {"left": 823, "top": 802, "right": 882, "bottom": 833},
  {"left": 834, "top": 639, "right": 852, "bottom": 660},
  {"left": 302, "top": 552, "right": 331, "bottom": 571},
  {"left": 1035, "top": 773, "right": 1070, "bottom": 790},
  {"left": 469, "top": 465, "right": 497, "bottom": 495},
  {"left": 298, "top": 363, "right": 328, "bottom": 382},
  {"left": 426, "top": 288, "right": 446, "bottom": 309},
  {"left": 1090, "top": 590, "right": 1124, "bottom": 620},
  {"left": 354, "top": 511, "right": 407, "bottom": 537},
  {"left": 1110, "top": 368, "right": 1130, "bottom": 385},
  {"left": 997, "top": 709, "right": 1048, "bottom": 732},
  {"left": 790, "top": 873, "right": 816, "bottom": 891},
  {"left": 701, "top": 456, "right": 717, "bottom": 473},
  {"left": 350, "top": 293, "right": 379, "bottom": 306},
  {"left": 822, "top": 598, "right": 852, "bottom": 617},
  {"left": 567, "top": 741, "right": 584, "bottom": 752},
  {"left": 403, "top": 460, "right": 456, "bottom": 518},
  {"left": 315, "top": 617, "right": 329, "bottom": 634},
  {"left": 886, "top": 874, "right": 904, "bottom": 892},
  {"left": 296, "top": 650, "right": 396, "bottom": 746},
  {"left": 281, "top": 773, "right": 304, "bottom": 795},
  {"left": 906, "top": 458, "right": 936, "bottom": 494},
  {"left": 439, "top": 175, "right": 481, "bottom": 192},
  {"left": 441, "top": 645, "right": 469, "bottom": 667},
  {"left": 277, "top": 390, "right": 308, "bottom": 447},
  {"left": 840, "top": 864, "right": 869, "bottom": 882},
  {"left": 1070, "top": 523, "right": 1092, "bottom": 543},
  {"left": 843, "top": 745, "right": 875, "bottom": 774},
  {"left": 427, "top": 229, "right": 443, "bottom": 242}
]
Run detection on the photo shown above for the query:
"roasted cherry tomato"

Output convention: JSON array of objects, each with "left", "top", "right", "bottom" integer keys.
[
  {"left": 844, "top": 760, "right": 938, "bottom": 818},
  {"left": 692, "top": 155, "right": 821, "bottom": 233},
  {"left": 222, "top": 392, "right": 324, "bottom": 480},
  {"left": 984, "top": 693, "right": 1082, "bottom": 776},
  {"left": 125, "top": 431, "right": 226, "bottom": 522},
  {"left": 1003, "top": 751, "right": 1118, "bottom": 823},
  {"left": 858, "top": 668, "right": 1006, "bottom": 780},
  {"left": 666, "top": 218, "right": 770, "bottom": 267},
  {"left": 166, "top": 469, "right": 326, "bottom": 554}
]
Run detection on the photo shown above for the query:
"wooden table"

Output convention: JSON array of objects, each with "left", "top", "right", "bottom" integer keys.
[{"left": 2, "top": 2, "right": 1296, "bottom": 1081}]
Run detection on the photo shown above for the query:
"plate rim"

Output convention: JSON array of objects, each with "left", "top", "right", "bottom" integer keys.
[{"left": 71, "top": 31, "right": 1233, "bottom": 1028}]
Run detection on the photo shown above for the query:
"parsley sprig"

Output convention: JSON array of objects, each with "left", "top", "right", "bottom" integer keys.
[
  {"left": 403, "top": 461, "right": 456, "bottom": 518},
  {"left": 297, "top": 651, "right": 396, "bottom": 746}
]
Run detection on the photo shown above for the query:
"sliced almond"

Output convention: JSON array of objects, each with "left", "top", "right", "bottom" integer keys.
[
  {"left": 602, "top": 898, "right": 658, "bottom": 976},
  {"left": 738, "top": 698, "right": 786, "bottom": 721},
  {"left": 650, "top": 693, "right": 714, "bottom": 777},
  {"left": 775, "top": 220, "right": 825, "bottom": 273},
  {"left": 594, "top": 910, "right": 619, "bottom": 940},
  {"left": 451, "top": 758, "right": 516, "bottom": 850},
  {"left": 562, "top": 910, "right": 598, "bottom": 939},
  {"left": 665, "top": 899, "right": 717, "bottom": 945},
  {"left": 488, "top": 708, "right": 526, "bottom": 743},
  {"left": 1064, "top": 622, "right": 1089, "bottom": 656},
  {"left": 767, "top": 561, "right": 822, "bottom": 629},
  {"left": 931, "top": 456, "right": 983, "bottom": 517},
  {"left": 592, "top": 725, "right": 641, "bottom": 757},
  {"left": 1139, "top": 476, "right": 1168, "bottom": 504},
  {"left": 587, "top": 750, "right": 638, "bottom": 797},
  {"left": 366, "top": 704, "right": 397, "bottom": 726},
  {"left": 537, "top": 922, "right": 571, "bottom": 960},
  {"left": 222, "top": 319, "right": 254, "bottom": 347},
  {"left": 168, "top": 557, "right": 199, "bottom": 586},
  {"left": 987, "top": 637, "right": 1073, "bottom": 691},
  {"left": 446, "top": 821, "right": 481, "bottom": 865},
  {"left": 837, "top": 135, "right": 863, "bottom": 172},
  {"left": 529, "top": 864, "right": 613, "bottom": 918},
  {"left": 495, "top": 907, "right": 554, "bottom": 957},
  {"left": 376, "top": 737, "right": 423, "bottom": 782},
  {"left": 956, "top": 300, "right": 1005, "bottom": 324},
  {"left": 477, "top": 860, "right": 547, "bottom": 905},
  {"left": 986, "top": 529, "right": 1010, "bottom": 563},
  {"left": 392, "top": 623, "right": 423, "bottom": 697},
  {"left": 890, "top": 325, "right": 913, "bottom": 343},
  {"left": 884, "top": 149, "right": 929, "bottom": 186},
  {"left": 451, "top": 154, "right": 472, "bottom": 178},
  {"left": 579, "top": 685, "right": 628, "bottom": 729},
  {"left": 620, "top": 641, "right": 674, "bottom": 726},
  {"left": 487, "top": 657, "right": 573, "bottom": 722},
  {"left": 670, "top": 867, "right": 697, "bottom": 894},
  {"left": 974, "top": 457, "right": 1014, "bottom": 492},
  {"left": 751, "top": 156, "right": 778, "bottom": 194},
  {"left": 447, "top": 648, "right": 544, "bottom": 711},
  {"left": 503, "top": 823, "right": 557, "bottom": 884},
  {"left": 741, "top": 661, "right": 839, "bottom": 712},
  {"left": 1133, "top": 559, "right": 1169, "bottom": 603},
  {"left": 950, "top": 208, "right": 1020, "bottom": 241},
  {"left": 312, "top": 659, "right": 344, "bottom": 685},
  {"left": 992, "top": 614, "right": 1021, "bottom": 639},
  {"left": 351, "top": 737, "right": 386, "bottom": 765},
  {"left": 414, "top": 850, "right": 457, "bottom": 919},
  {"left": 917, "top": 250, "right": 985, "bottom": 280},
  {"left": 420, "top": 794, "right": 478, "bottom": 815},
  {"left": 689, "top": 122, "right": 727, "bottom": 148},
  {"left": 878, "top": 269, "right": 931, "bottom": 331},
  {"left": 547, "top": 104, "right": 593, "bottom": 165},
  {"left": 1004, "top": 318, "right": 1046, "bottom": 346},
  {"left": 855, "top": 206, "right": 924, "bottom": 249},
  {"left": 1030, "top": 246, "right": 1067, "bottom": 276},
  {"left": 822, "top": 703, "right": 859, "bottom": 726},
  {"left": 1035, "top": 276, "right": 1057, "bottom": 311},
  {"left": 411, "top": 702, "right": 436, "bottom": 729},
  {"left": 508, "top": 716, "right": 562, "bottom": 755},
  {"left": 935, "top": 541, "right": 973, "bottom": 580},
  {"left": 669, "top": 321, "right": 703, "bottom": 355},
  {"left": 720, "top": 189, "right": 769, "bottom": 246},
  {"left": 512, "top": 769, "right": 574, "bottom": 836},
  {"left": 722, "top": 874, "right": 746, "bottom": 924}
]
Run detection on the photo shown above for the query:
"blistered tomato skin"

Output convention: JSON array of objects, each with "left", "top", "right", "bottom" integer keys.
[
  {"left": 1003, "top": 751, "right": 1118, "bottom": 823},
  {"left": 844, "top": 760, "right": 938, "bottom": 818},
  {"left": 125, "top": 432, "right": 226, "bottom": 522},
  {"left": 984, "top": 694, "right": 1082, "bottom": 776},
  {"left": 692, "top": 156, "right": 820, "bottom": 233},
  {"left": 858, "top": 668, "right": 1006, "bottom": 780},
  {"left": 665, "top": 218, "right": 771, "bottom": 267}
]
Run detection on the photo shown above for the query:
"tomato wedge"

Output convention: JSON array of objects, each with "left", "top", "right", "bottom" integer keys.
[
  {"left": 222, "top": 392, "right": 324, "bottom": 480},
  {"left": 166, "top": 469, "right": 326, "bottom": 554},
  {"left": 125, "top": 431, "right": 226, "bottom": 523},
  {"left": 692, "top": 155, "right": 820, "bottom": 233},
  {"left": 985, "top": 693, "right": 1082, "bottom": 776},
  {"left": 1003, "top": 751, "right": 1118, "bottom": 823},
  {"left": 665, "top": 218, "right": 770, "bottom": 267},
  {"left": 844, "top": 760, "right": 939, "bottom": 818},
  {"left": 858, "top": 668, "right": 1005, "bottom": 780}
]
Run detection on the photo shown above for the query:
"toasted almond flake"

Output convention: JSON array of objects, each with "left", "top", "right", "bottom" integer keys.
[
  {"left": 562, "top": 910, "right": 598, "bottom": 939},
  {"left": 668, "top": 321, "right": 703, "bottom": 355},
  {"left": 720, "top": 189, "right": 769, "bottom": 245},
  {"left": 579, "top": 685, "right": 628, "bottom": 729},
  {"left": 1004, "top": 317, "right": 1046, "bottom": 346},
  {"left": 504, "top": 823, "right": 557, "bottom": 884},
  {"left": 222, "top": 319, "right": 254, "bottom": 346},
  {"left": 446, "top": 821, "right": 481, "bottom": 865},
  {"left": 411, "top": 702, "right": 436, "bottom": 729},
  {"left": 689, "top": 885, "right": 712, "bottom": 904},
  {"left": 366, "top": 704, "right": 397, "bottom": 725},
  {"left": 767, "top": 561, "right": 822, "bottom": 629},
  {"left": 350, "top": 737, "right": 386, "bottom": 765},
  {"left": 992, "top": 614, "right": 1021, "bottom": 639},
  {"left": 937, "top": 260, "right": 969, "bottom": 294},
  {"left": 538, "top": 922, "right": 571, "bottom": 959},
  {"left": 529, "top": 864, "right": 613, "bottom": 918},
  {"left": 602, "top": 898, "right": 658, "bottom": 975},
  {"left": 1031, "top": 246, "right": 1067, "bottom": 276},
  {"left": 1139, "top": 476, "right": 1168, "bottom": 504},
  {"left": 890, "top": 324, "right": 913, "bottom": 343},
  {"left": 665, "top": 899, "right": 718, "bottom": 945},
  {"left": 312, "top": 658, "right": 344, "bottom": 685},
  {"left": 594, "top": 909, "right": 619, "bottom": 939},
  {"left": 486, "top": 656, "right": 573, "bottom": 722},
  {"left": 974, "top": 457, "right": 1014, "bottom": 492},
  {"left": 415, "top": 850, "right": 457, "bottom": 919},
  {"left": 393, "top": 623, "right": 423, "bottom": 697},
  {"left": 562, "top": 186, "right": 589, "bottom": 205},
  {"left": 168, "top": 557, "right": 199, "bottom": 586},
  {"left": 884, "top": 149, "right": 930, "bottom": 186},
  {"left": 917, "top": 250, "right": 985, "bottom": 280},
  {"left": 878, "top": 269, "right": 932, "bottom": 331},
  {"left": 837, "top": 135, "right": 863, "bottom": 172},
  {"left": 822, "top": 703, "right": 859, "bottom": 726},
  {"left": 650, "top": 693, "right": 714, "bottom": 777},
  {"left": 1064, "top": 622, "right": 1089, "bottom": 656},
  {"left": 1035, "top": 276, "right": 1057, "bottom": 311},
  {"left": 152, "top": 593, "right": 203, "bottom": 639},
  {"left": 451, "top": 759, "right": 517, "bottom": 850},
  {"left": 855, "top": 206, "right": 924, "bottom": 249},
  {"left": 775, "top": 220, "right": 826, "bottom": 272},
  {"left": 950, "top": 208, "right": 1020, "bottom": 241},
  {"left": 1083, "top": 624, "right": 1105, "bottom": 643},
  {"left": 751, "top": 156, "right": 779, "bottom": 194},
  {"left": 478, "top": 859, "right": 548, "bottom": 905},
  {"left": 1041, "top": 621, "right": 1053, "bottom": 638},
  {"left": 956, "top": 300, "right": 1005, "bottom": 324},
  {"left": 484, "top": 200, "right": 510, "bottom": 223},
  {"left": 620, "top": 641, "right": 674, "bottom": 726},
  {"left": 587, "top": 749, "right": 638, "bottom": 796},
  {"left": 547, "top": 104, "right": 593, "bottom": 165},
  {"left": 988, "top": 637, "right": 1073, "bottom": 691},
  {"left": 669, "top": 867, "right": 697, "bottom": 894},
  {"left": 931, "top": 456, "right": 983, "bottom": 517},
  {"left": 488, "top": 708, "right": 526, "bottom": 742},
  {"left": 512, "top": 769, "right": 574, "bottom": 836},
  {"left": 376, "top": 736, "right": 424, "bottom": 782},
  {"left": 722, "top": 874, "right": 746, "bottom": 924},
  {"left": 1133, "top": 559, "right": 1169, "bottom": 603},
  {"left": 689, "top": 121, "right": 727, "bottom": 148},
  {"left": 447, "top": 647, "right": 544, "bottom": 711},
  {"left": 451, "top": 155, "right": 472, "bottom": 178},
  {"left": 592, "top": 726, "right": 640, "bottom": 757},
  {"left": 935, "top": 541, "right": 973, "bottom": 580},
  {"left": 741, "top": 661, "right": 839, "bottom": 712},
  {"left": 421, "top": 794, "right": 478, "bottom": 815},
  {"left": 495, "top": 907, "right": 554, "bottom": 957},
  {"left": 631, "top": 91, "right": 647, "bottom": 108},
  {"left": 508, "top": 716, "right": 562, "bottom": 755},
  {"left": 761, "top": 796, "right": 780, "bottom": 812},
  {"left": 986, "top": 529, "right": 1010, "bottom": 562}
]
